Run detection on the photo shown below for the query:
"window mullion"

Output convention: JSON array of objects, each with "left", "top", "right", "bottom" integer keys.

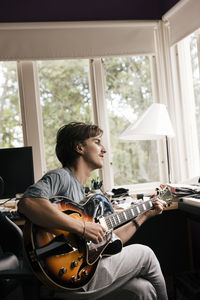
[
  {"left": 170, "top": 45, "right": 189, "bottom": 181},
  {"left": 197, "top": 29, "right": 200, "bottom": 80},
  {"left": 17, "top": 61, "right": 46, "bottom": 181},
  {"left": 89, "top": 58, "right": 114, "bottom": 191},
  {"left": 149, "top": 54, "right": 166, "bottom": 183},
  {"left": 154, "top": 20, "right": 178, "bottom": 183}
]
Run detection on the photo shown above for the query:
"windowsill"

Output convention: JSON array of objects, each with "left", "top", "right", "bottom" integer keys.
[{"left": 113, "top": 181, "right": 161, "bottom": 196}]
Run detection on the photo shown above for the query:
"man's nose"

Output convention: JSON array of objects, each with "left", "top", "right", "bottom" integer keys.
[{"left": 101, "top": 145, "right": 106, "bottom": 153}]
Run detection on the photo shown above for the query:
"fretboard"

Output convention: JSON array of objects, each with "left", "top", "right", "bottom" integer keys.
[{"left": 103, "top": 199, "right": 154, "bottom": 230}]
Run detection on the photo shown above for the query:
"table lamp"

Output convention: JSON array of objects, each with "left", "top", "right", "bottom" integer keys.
[{"left": 119, "top": 103, "right": 175, "bottom": 183}]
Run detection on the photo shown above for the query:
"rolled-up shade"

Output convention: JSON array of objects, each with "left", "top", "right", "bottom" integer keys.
[
  {"left": 163, "top": 0, "right": 200, "bottom": 46},
  {"left": 0, "top": 21, "right": 157, "bottom": 61}
]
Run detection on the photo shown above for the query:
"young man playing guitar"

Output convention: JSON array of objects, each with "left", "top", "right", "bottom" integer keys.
[{"left": 18, "top": 122, "right": 168, "bottom": 300}]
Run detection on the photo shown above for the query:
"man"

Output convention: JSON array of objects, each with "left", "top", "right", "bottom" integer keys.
[{"left": 18, "top": 121, "right": 168, "bottom": 300}]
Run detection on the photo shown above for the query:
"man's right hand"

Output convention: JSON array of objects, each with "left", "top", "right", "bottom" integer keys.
[{"left": 82, "top": 221, "right": 107, "bottom": 244}]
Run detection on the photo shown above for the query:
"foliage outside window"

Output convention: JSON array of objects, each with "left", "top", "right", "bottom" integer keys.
[
  {"left": 0, "top": 62, "right": 23, "bottom": 148},
  {"left": 37, "top": 59, "right": 92, "bottom": 170},
  {"left": 104, "top": 56, "right": 159, "bottom": 185}
]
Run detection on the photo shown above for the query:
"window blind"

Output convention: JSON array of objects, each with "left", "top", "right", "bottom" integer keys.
[
  {"left": 163, "top": 0, "right": 200, "bottom": 46},
  {"left": 0, "top": 21, "right": 157, "bottom": 61}
]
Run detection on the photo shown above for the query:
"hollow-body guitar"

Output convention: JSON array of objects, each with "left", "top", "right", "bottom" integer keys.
[{"left": 23, "top": 190, "right": 172, "bottom": 291}]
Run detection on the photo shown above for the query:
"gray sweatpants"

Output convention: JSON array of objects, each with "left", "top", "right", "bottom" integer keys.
[{"left": 84, "top": 244, "right": 168, "bottom": 300}]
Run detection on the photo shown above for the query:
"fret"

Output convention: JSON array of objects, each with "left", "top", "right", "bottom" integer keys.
[
  {"left": 133, "top": 207, "right": 138, "bottom": 216},
  {"left": 120, "top": 211, "right": 126, "bottom": 223},
  {"left": 113, "top": 215, "right": 118, "bottom": 227},
  {"left": 110, "top": 217, "right": 114, "bottom": 228},
  {"left": 123, "top": 211, "right": 127, "bottom": 220},
  {"left": 138, "top": 204, "right": 143, "bottom": 212},
  {"left": 119, "top": 211, "right": 124, "bottom": 221},
  {"left": 131, "top": 208, "right": 135, "bottom": 217},
  {"left": 118, "top": 212, "right": 123, "bottom": 223},
  {"left": 110, "top": 216, "right": 115, "bottom": 227},
  {"left": 105, "top": 218, "right": 112, "bottom": 230},
  {"left": 128, "top": 209, "right": 134, "bottom": 219},
  {"left": 142, "top": 203, "right": 146, "bottom": 210},
  {"left": 136, "top": 206, "right": 140, "bottom": 214},
  {"left": 111, "top": 215, "right": 117, "bottom": 227},
  {"left": 113, "top": 215, "right": 118, "bottom": 226},
  {"left": 116, "top": 214, "right": 120, "bottom": 223}
]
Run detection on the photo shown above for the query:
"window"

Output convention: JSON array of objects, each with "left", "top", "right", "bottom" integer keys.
[
  {"left": 172, "top": 29, "right": 200, "bottom": 181},
  {"left": 190, "top": 30, "right": 200, "bottom": 151},
  {"left": 37, "top": 59, "right": 92, "bottom": 171},
  {"left": 0, "top": 62, "right": 23, "bottom": 148},
  {"left": 103, "top": 56, "right": 159, "bottom": 185}
]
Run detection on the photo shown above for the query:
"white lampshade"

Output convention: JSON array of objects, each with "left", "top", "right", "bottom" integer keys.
[{"left": 120, "top": 103, "right": 175, "bottom": 141}]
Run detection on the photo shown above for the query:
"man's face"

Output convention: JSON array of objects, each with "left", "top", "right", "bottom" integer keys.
[{"left": 80, "top": 135, "right": 106, "bottom": 170}]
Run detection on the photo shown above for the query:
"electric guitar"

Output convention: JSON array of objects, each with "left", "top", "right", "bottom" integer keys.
[{"left": 23, "top": 188, "right": 172, "bottom": 291}]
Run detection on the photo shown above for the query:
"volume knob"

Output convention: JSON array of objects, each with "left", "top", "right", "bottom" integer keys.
[
  {"left": 71, "top": 276, "right": 76, "bottom": 282},
  {"left": 71, "top": 261, "right": 78, "bottom": 268},
  {"left": 59, "top": 267, "right": 67, "bottom": 276}
]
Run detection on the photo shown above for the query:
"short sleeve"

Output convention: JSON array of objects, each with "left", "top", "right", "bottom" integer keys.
[{"left": 23, "top": 171, "right": 68, "bottom": 200}]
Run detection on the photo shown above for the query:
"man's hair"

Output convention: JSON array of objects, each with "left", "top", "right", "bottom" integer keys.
[{"left": 55, "top": 122, "right": 103, "bottom": 167}]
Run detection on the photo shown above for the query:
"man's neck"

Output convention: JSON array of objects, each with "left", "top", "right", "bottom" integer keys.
[{"left": 69, "top": 163, "right": 91, "bottom": 186}]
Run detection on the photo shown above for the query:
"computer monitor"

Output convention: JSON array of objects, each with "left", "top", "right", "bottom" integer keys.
[{"left": 0, "top": 146, "right": 35, "bottom": 199}]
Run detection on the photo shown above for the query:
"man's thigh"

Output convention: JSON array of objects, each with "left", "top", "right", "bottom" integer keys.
[{"left": 85, "top": 244, "right": 156, "bottom": 291}]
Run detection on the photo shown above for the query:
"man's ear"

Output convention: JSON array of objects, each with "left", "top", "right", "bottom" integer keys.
[{"left": 75, "top": 143, "right": 84, "bottom": 154}]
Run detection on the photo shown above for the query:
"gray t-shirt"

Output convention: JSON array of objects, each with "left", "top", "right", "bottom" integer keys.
[{"left": 23, "top": 167, "right": 85, "bottom": 202}]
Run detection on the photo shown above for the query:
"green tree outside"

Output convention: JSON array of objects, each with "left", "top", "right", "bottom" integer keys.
[{"left": 0, "top": 62, "right": 23, "bottom": 148}]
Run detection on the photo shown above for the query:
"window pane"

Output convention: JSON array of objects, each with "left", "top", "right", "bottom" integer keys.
[
  {"left": 37, "top": 60, "right": 92, "bottom": 171},
  {"left": 104, "top": 56, "right": 159, "bottom": 185},
  {"left": 190, "top": 31, "right": 200, "bottom": 150},
  {"left": 0, "top": 62, "right": 23, "bottom": 148}
]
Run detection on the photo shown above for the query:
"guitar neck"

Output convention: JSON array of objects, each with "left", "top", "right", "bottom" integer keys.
[{"left": 103, "top": 198, "right": 154, "bottom": 230}]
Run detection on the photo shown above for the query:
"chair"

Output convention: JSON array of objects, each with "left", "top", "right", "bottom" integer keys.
[{"left": 0, "top": 212, "right": 41, "bottom": 300}]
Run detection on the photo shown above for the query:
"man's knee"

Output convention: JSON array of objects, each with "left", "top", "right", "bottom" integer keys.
[
  {"left": 138, "top": 245, "right": 160, "bottom": 269},
  {"left": 122, "top": 277, "right": 157, "bottom": 300}
]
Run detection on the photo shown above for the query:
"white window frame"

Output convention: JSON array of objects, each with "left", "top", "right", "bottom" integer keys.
[{"left": 17, "top": 61, "right": 46, "bottom": 181}]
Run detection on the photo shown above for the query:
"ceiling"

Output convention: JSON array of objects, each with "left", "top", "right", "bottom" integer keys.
[{"left": 1, "top": 0, "right": 180, "bottom": 23}]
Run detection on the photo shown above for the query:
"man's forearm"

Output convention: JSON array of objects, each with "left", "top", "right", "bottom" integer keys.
[{"left": 18, "top": 197, "right": 84, "bottom": 235}]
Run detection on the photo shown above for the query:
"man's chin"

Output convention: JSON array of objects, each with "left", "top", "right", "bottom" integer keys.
[{"left": 95, "top": 163, "right": 103, "bottom": 169}]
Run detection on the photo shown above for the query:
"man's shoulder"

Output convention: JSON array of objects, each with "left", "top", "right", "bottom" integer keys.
[{"left": 45, "top": 167, "right": 71, "bottom": 178}]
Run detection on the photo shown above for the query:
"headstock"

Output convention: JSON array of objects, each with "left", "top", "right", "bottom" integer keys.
[{"left": 155, "top": 186, "right": 173, "bottom": 207}]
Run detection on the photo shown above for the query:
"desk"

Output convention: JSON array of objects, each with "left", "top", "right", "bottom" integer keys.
[
  {"left": 125, "top": 208, "right": 191, "bottom": 276},
  {"left": 179, "top": 201, "right": 200, "bottom": 220},
  {"left": 178, "top": 201, "right": 200, "bottom": 270},
  {"left": 170, "top": 201, "right": 200, "bottom": 299}
]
